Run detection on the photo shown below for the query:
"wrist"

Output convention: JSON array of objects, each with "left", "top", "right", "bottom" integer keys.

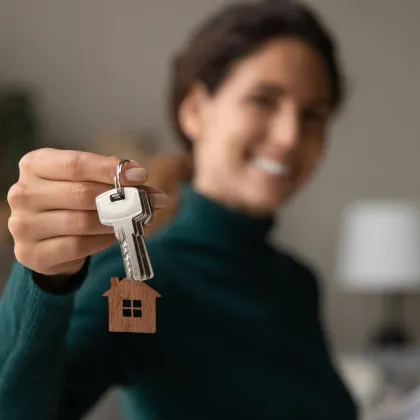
[
  {"left": 32, "top": 272, "right": 73, "bottom": 293},
  {"left": 32, "top": 257, "right": 91, "bottom": 294}
]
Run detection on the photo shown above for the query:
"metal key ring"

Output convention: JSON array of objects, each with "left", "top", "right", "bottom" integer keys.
[{"left": 114, "top": 159, "right": 132, "bottom": 197}]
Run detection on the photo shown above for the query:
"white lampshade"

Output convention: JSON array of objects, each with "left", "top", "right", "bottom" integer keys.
[{"left": 336, "top": 200, "right": 420, "bottom": 293}]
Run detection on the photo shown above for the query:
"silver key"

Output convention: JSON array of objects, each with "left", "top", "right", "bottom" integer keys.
[{"left": 96, "top": 186, "right": 154, "bottom": 281}]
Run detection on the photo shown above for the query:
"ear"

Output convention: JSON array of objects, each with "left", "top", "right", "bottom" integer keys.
[{"left": 178, "top": 83, "right": 210, "bottom": 145}]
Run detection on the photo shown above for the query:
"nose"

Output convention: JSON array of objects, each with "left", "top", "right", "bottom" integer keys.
[{"left": 270, "top": 103, "right": 301, "bottom": 151}]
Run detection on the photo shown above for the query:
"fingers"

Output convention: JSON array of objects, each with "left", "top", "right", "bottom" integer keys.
[
  {"left": 9, "top": 208, "right": 163, "bottom": 240},
  {"left": 8, "top": 210, "right": 113, "bottom": 239},
  {"left": 41, "top": 259, "right": 88, "bottom": 277},
  {"left": 19, "top": 148, "right": 148, "bottom": 185},
  {"left": 8, "top": 179, "right": 168, "bottom": 212},
  {"left": 9, "top": 148, "right": 170, "bottom": 278},
  {"left": 15, "top": 234, "right": 117, "bottom": 274}
]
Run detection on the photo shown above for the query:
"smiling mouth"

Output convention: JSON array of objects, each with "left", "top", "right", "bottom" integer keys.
[{"left": 251, "top": 157, "right": 292, "bottom": 178}]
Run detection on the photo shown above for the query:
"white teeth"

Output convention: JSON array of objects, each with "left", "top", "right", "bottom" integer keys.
[{"left": 252, "top": 157, "right": 291, "bottom": 176}]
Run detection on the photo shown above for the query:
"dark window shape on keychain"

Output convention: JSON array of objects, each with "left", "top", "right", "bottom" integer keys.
[{"left": 122, "top": 299, "right": 142, "bottom": 317}]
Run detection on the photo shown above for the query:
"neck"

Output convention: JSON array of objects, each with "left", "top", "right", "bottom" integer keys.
[
  {"left": 192, "top": 177, "right": 274, "bottom": 219},
  {"left": 166, "top": 181, "right": 275, "bottom": 248}
]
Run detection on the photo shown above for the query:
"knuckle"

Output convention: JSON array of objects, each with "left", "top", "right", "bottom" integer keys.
[
  {"left": 8, "top": 216, "right": 27, "bottom": 238},
  {"left": 64, "top": 151, "right": 84, "bottom": 179},
  {"left": 18, "top": 151, "right": 34, "bottom": 172},
  {"left": 7, "top": 183, "right": 26, "bottom": 207},
  {"left": 18, "top": 148, "right": 48, "bottom": 173},
  {"left": 72, "top": 211, "right": 91, "bottom": 232},
  {"left": 69, "top": 183, "right": 91, "bottom": 207},
  {"left": 31, "top": 243, "right": 55, "bottom": 274},
  {"left": 14, "top": 243, "right": 32, "bottom": 267}
]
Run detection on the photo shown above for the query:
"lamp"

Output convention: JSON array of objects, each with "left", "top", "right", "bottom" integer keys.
[{"left": 336, "top": 199, "right": 420, "bottom": 348}]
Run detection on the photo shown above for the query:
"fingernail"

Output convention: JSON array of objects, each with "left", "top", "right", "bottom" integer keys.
[
  {"left": 124, "top": 167, "right": 148, "bottom": 182},
  {"left": 150, "top": 193, "right": 168, "bottom": 208}
]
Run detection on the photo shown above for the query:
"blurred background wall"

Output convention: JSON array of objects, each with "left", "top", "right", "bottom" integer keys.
[
  {"left": 0, "top": 0, "right": 234, "bottom": 151},
  {"left": 0, "top": 0, "right": 419, "bottom": 418}
]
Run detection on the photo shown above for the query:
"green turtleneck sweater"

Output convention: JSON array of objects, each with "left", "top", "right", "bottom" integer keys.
[{"left": 0, "top": 183, "right": 357, "bottom": 420}]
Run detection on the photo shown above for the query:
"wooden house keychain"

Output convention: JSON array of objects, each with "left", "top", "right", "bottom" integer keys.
[{"left": 95, "top": 159, "right": 161, "bottom": 334}]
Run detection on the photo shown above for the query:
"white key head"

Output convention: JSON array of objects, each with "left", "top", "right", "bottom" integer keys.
[{"left": 96, "top": 187, "right": 147, "bottom": 226}]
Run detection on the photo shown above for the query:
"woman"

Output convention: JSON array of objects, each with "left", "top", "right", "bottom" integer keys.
[{"left": 1, "top": 1, "right": 357, "bottom": 419}]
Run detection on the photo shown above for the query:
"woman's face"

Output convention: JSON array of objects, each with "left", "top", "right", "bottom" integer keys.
[{"left": 179, "top": 37, "right": 333, "bottom": 216}]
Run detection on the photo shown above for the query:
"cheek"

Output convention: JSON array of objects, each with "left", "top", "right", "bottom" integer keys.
[{"left": 210, "top": 105, "right": 265, "bottom": 156}]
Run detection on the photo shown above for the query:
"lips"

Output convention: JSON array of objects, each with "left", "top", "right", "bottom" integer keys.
[{"left": 251, "top": 157, "right": 292, "bottom": 177}]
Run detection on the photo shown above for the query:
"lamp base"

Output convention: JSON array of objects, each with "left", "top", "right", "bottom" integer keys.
[
  {"left": 372, "top": 325, "right": 411, "bottom": 349},
  {"left": 370, "top": 293, "right": 412, "bottom": 349}
]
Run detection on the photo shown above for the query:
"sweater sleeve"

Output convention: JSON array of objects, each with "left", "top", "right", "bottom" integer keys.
[{"left": 0, "top": 245, "right": 127, "bottom": 420}]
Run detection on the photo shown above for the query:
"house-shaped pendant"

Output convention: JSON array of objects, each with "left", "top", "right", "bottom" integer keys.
[{"left": 103, "top": 277, "right": 161, "bottom": 333}]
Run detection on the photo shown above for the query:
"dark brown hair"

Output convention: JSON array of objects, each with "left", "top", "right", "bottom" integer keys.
[{"left": 168, "top": 0, "right": 345, "bottom": 151}]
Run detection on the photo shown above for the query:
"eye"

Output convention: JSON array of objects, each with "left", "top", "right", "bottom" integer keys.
[
  {"left": 301, "top": 109, "right": 326, "bottom": 123},
  {"left": 249, "top": 94, "right": 276, "bottom": 111}
]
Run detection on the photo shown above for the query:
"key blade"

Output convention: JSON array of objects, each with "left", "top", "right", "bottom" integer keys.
[
  {"left": 115, "top": 228, "right": 136, "bottom": 280},
  {"left": 137, "top": 189, "right": 153, "bottom": 225},
  {"left": 132, "top": 218, "right": 154, "bottom": 280}
]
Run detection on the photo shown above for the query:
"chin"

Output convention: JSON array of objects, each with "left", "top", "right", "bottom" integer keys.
[
  {"left": 242, "top": 175, "right": 293, "bottom": 212},
  {"left": 241, "top": 184, "right": 290, "bottom": 215},
  {"left": 244, "top": 159, "right": 309, "bottom": 211}
]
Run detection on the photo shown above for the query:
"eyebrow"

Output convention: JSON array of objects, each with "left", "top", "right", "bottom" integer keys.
[{"left": 254, "top": 83, "right": 332, "bottom": 109}]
